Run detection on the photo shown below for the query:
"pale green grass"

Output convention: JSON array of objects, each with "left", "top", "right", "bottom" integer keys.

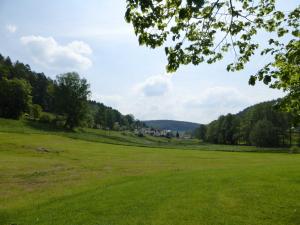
[
  {"left": 0, "top": 130, "right": 299, "bottom": 225},
  {"left": 0, "top": 118, "right": 289, "bottom": 152}
]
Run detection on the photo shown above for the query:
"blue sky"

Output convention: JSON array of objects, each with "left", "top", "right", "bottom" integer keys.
[{"left": 0, "top": 0, "right": 295, "bottom": 123}]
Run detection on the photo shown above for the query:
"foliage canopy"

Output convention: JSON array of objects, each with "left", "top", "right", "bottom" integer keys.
[
  {"left": 203, "top": 100, "right": 293, "bottom": 147},
  {"left": 125, "top": 0, "right": 300, "bottom": 114},
  {"left": 54, "top": 72, "right": 90, "bottom": 129},
  {"left": 250, "top": 119, "right": 279, "bottom": 147},
  {"left": 0, "top": 79, "right": 32, "bottom": 119}
]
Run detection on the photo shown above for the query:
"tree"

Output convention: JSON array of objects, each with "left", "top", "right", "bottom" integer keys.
[
  {"left": 30, "top": 104, "right": 42, "bottom": 120},
  {"left": 0, "top": 78, "right": 32, "bottom": 119},
  {"left": 219, "top": 114, "right": 239, "bottom": 144},
  {"left": 0, "top": 54, "right": 55, "bottom": 112},
  {"left": 94, "top": 106, "right": 106, "bottom": 127},
  {"left": 204, "top": 100, "right": 292, "bottom": 145},
  {"left": 194, "top": 124, "right": 207, "bottom": 141},
  {"left": 104, "top": 109, "right": 114, "bottom": 129},
  {"left": 83, "top": 111, "right": 95, "bottom": 128},
  {"left": 206, "top": 120, "right": 219, "bottom": 143},
  {"left": 54, "top": 72, "right": 90, "bottom": 129},
  {"left": 0, "top": 54, "right": 141, "bottom": 130},
  {"left": 258, "top": 40, "right": 300, "bottom": 116},
  {"left": 250, "top": 119, "right": 279, "bottom": 147},
  {"left": 125, "top": 1, "right": 300, "bottom": 114},
  {"left": 30, "top": 73, "right": 54, "bottom": 111},
  {"left": 239, "top": 100, "right": 291, "bottom": 144},
  {"left": 124, "top": 114, "right": 135, "bottom": 125}
]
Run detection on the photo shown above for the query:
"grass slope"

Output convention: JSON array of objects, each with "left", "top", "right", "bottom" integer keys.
[
  {"left": 0, "top": 119, "right": 299, "bottom": 225},
  {"left": 0, "top": 118, "right": 289, "bottom": 152}
]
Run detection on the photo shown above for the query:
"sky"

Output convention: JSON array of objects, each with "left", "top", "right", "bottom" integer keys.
[{"left": 0, "top": 0, "right": 296, "bottom": 123}]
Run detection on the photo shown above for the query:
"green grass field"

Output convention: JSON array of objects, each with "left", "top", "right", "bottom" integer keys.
[{"left": 0, "top": 118, "right": 300, "bottom": 225}]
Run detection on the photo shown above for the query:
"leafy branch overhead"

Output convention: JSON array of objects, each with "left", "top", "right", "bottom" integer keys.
[{"left": 125, "top": 0, "right": 300, "bottom": 115}]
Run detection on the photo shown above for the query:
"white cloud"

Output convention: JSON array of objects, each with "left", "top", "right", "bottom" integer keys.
[
  {"left": 93, "top": 84, "right": 253, "bottom": 124},
  {"left": 94, "top": 94, "right": 124, "bottom": 109},
  {"left": 132, "top": 76, "right": 251, "bottom": 123},
  {"left": 67, "top": 26, "right": 134, "bottom": 41},
  {"left": 20, "top": 35, "right": 92, "bottom": 71},
  {"left": 6, "top": 24, "right": 17, "bottom": 33},
  {"left": 182, "top": 86, "right": 252, "bottom": 123},
  {"left": 185, "top": 86, "right": 251, "bottom": 109},
  {"left": 135, "top": 75, "right": 172, "bottom": 97},
  {"left": 67, "top": 41, "right": 92, "bottom": 55}
]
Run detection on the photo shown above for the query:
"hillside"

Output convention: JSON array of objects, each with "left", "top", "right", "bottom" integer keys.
[
  {"left": 201, "top": 99, "right": 299, "bottom": 147},
  {"left": 0, "top": 54, "right": 144, "bottom": 130},
  {"left": 143, "top": 120, "right": 200, "bottom": 132},
  {"left": 235, "top": 100, "right": 278, "bottom": 117},
  {"left": 1, "top": 118, "right": 287, "bottom": 152}
]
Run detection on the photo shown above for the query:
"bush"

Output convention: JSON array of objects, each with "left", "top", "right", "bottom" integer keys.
[
  {"left": 250, "top": 119, "right": 279, "bottom": 147},
  {"left": 39, "top": 113, "right": 54, "bottom": 124},
  {"left": 30, "top": 104, "right": 42, "bottom": 120},
  {"left": 52, "top": 115, "right": 65, "bottom": 127},
  {"left": 137, "top": 132, "right": 144, "bottom": 137},
  {"left": 84, "top": 114, "right": 95, "bottom": 128},
  {"left": 289, "top": 146, "right": 300, "bottom": 154}
]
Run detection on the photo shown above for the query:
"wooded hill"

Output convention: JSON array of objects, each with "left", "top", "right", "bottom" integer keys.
[
  {"left": 0, "top": 54, "right": 145, "bottom": 130},
  {"left": 193, "top": 100, "right": 299, "bottom": 147},
  {"left": 143, "top": 120, "right": 200, "bottom": 132}
]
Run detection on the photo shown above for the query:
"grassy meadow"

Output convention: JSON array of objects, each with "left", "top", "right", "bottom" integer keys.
[{"left": 0, "top": 118, "right": 300, "bottom": 225}]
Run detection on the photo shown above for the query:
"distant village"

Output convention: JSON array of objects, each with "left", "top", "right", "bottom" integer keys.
[{"left": 134, "top": 127, "right": 192, "bottom": 139}]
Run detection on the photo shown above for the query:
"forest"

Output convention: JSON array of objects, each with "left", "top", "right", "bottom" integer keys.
[
  {"left": 0, "top": 54, "right": 145, "bottom": 130},
  {"left": 194, "top": 101, "right": 298, "bottom": 147}
]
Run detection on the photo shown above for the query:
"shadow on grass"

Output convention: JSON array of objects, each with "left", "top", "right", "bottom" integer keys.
[{"left": 24, "top": 120, "right": 70, "bottom": 133}]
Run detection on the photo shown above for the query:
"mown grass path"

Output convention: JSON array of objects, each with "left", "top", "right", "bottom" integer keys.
[{"left": 0, "top": 132, "right": 299, "bottom": 225}]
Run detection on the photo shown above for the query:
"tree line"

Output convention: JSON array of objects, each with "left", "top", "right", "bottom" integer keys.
[
  {"left": 194, "top": 101, "right": 299, "bottom": 147},
  {"left": 0, "top": 54, "right": 145, "bottom": 130}
]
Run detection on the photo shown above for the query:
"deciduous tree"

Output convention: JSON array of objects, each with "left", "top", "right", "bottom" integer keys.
[
  {"left": 250, "top": 119, "right": 278, "bottom": 147},
  {"left": 125, "top": 0, "right": 300, "bottom": 114},
  {"left": 54, "top": 72, "right": 90, "bottom": 129},
  {"left": 0, "top": 78, "right": 31, "bottom": 119}
]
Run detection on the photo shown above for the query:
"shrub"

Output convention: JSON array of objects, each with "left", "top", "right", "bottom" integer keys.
[
  {"left": 289, "top": 146, "right": 300, "bottom": 154},
  {"left": 51, "top": 115, "right": 65, "bottom": 127},
  {"left": 30, "top": 104, "right": 42, "bottom": 120},
  {"left": 39, "top": 113, "right": 54, "bottom": 124},
  {"left": 137, "top": 132, "right": 144, "bottom": 137}
]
